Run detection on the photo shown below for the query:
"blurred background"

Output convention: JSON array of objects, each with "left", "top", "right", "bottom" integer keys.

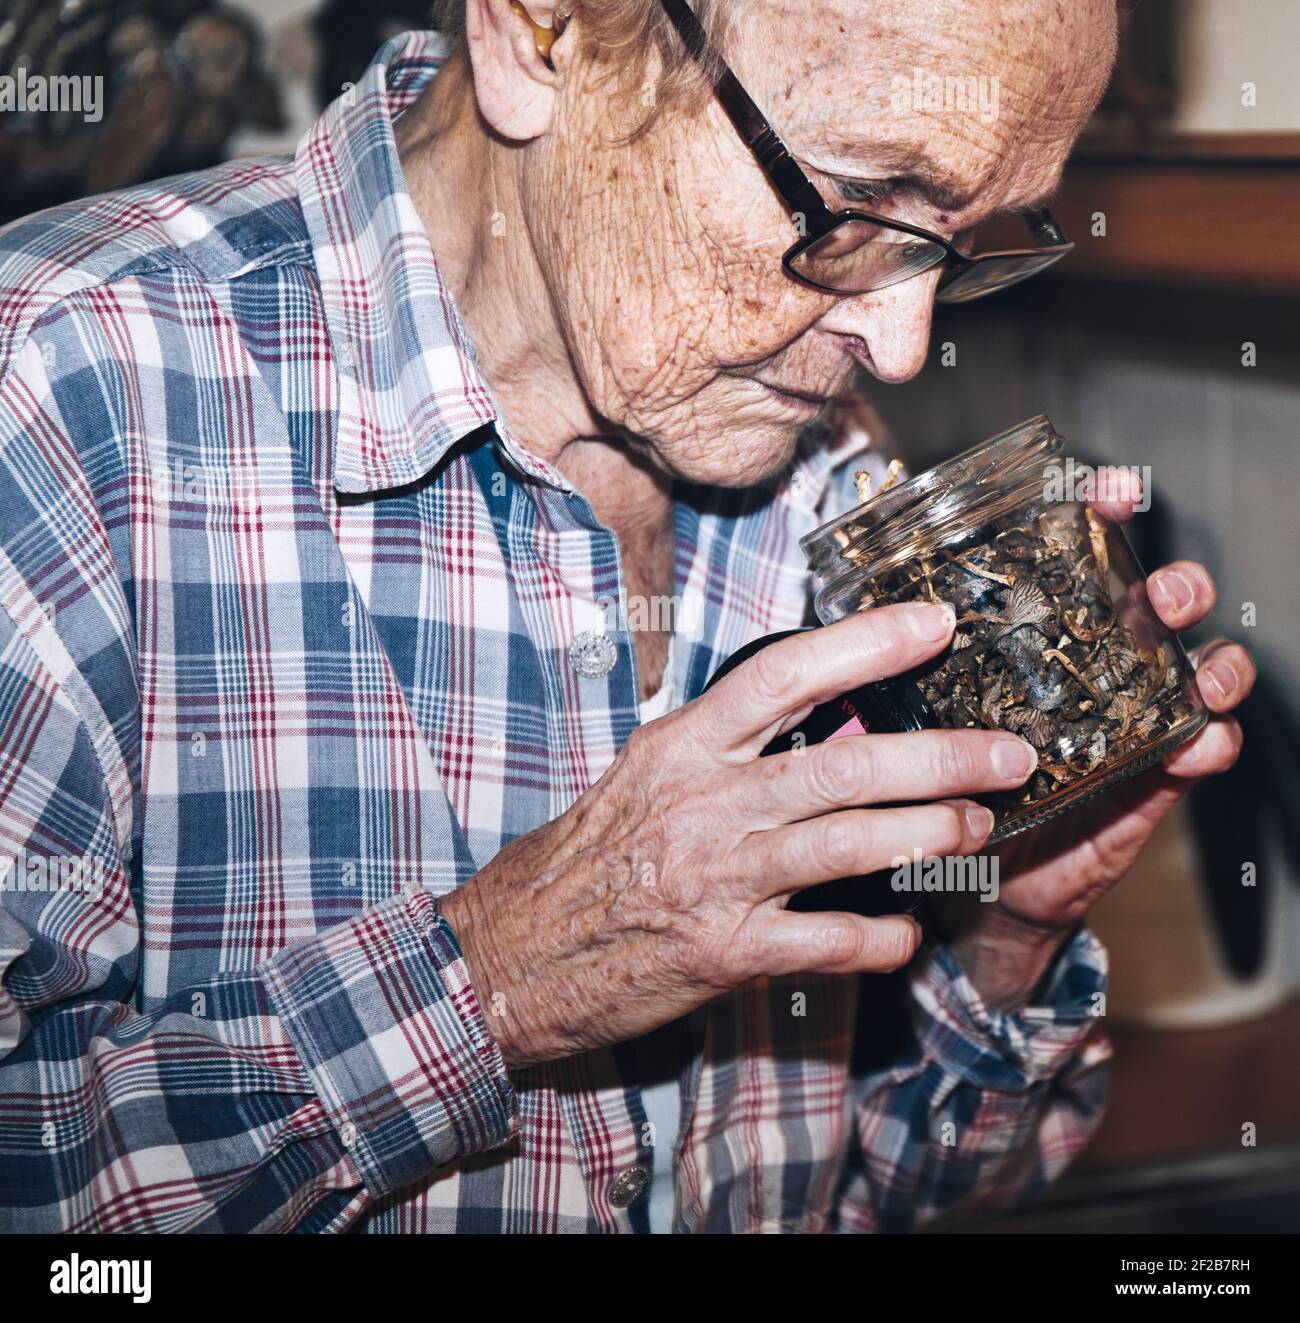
[
  {"left": 2, "top": 0, "right": 1297, "bottom": 1233},
  {"left": 890, "top": 0, "right": 1300, "bottom": 1234}
]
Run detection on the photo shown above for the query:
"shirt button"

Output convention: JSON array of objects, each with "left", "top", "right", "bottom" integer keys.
[
  {"left": 568, "top": 628, "right": 617, "bottom": 678},
  {"left": 336, "top": 340, "right": 356, "bottom": 369},
  {"left": 608, "top": 1164, "right": 650, "bottom": 1209}
]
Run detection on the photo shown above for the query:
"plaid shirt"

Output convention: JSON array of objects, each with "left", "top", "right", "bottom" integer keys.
[{"left": 0, "top": 31, "right": 1110, "bottom": 1234}]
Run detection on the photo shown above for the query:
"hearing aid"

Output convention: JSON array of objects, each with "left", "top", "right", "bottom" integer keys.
[{"left": 509, "top": 1, "right": 568, "bottom": 70}]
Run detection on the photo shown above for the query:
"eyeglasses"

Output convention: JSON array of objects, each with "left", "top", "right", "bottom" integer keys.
[{"left": 658, "top": 0, "right": 1074, "bottom": 302}]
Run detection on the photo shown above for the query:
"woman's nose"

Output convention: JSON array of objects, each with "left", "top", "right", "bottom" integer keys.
[{"left": 819, "top": 271, "right": 940, "bottom": 384}]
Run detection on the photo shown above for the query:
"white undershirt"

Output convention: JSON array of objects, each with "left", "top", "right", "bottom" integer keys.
[
  {"left": 637, "top": 648, "right": 676, "bottom": 723},
  {"left": 636, "top": 639, "right": 679, "bottom": 1234}
]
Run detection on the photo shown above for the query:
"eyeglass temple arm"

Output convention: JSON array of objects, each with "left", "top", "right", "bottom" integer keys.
[
  {"left": 658, "top": 0, "right": 832, "bottom": 225},
  {"left": 1025, "top": 205, "right": 1068, "bottom": 246}
]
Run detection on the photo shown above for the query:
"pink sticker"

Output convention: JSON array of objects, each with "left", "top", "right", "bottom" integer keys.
[{"left": 826, "top": 715, "right": 867, "bottom": 741}]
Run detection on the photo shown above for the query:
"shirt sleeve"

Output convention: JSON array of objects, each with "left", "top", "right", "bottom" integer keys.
[
  {"left": 836, "top": 928, "right": 1111, "bottom": 1233},
  {"left": 0, "top": 602, "right": 516, "bottom": 1232}
]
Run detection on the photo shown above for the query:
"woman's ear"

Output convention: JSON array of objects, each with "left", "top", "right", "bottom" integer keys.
[{"left": 464, "top": 0, "right": 573, "bottom": 141}]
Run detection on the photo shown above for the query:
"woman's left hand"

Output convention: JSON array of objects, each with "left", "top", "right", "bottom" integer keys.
[{"left": 936, "top": 479, "right": 1255, "bottom": 1009}]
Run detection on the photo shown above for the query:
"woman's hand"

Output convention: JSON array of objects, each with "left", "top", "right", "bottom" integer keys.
[
  {"left": 441, "top": 601, "right": 1039, "bottom": 1067},
  {"left": 938, "top": 474, "right": 1255, "bottom": 1010}
]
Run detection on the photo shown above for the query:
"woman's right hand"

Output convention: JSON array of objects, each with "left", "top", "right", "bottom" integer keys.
[{"left": 439, "top": 601, "right": 1038, "bottom": 1067}]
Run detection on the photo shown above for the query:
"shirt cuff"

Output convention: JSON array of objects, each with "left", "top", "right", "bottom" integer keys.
[
  {"left": 908, "top": 927, "right": 1111, "bottom": 1091},
  {"left": 260, "top": 887, "right": 517, "bottom": 1198}
]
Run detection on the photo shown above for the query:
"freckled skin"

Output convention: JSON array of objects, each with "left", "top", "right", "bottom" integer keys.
[
  {"left": 519, "top": 0, "right": 1115, "bottom": 487},
  {"left": 402, "top": 0, "right": 1116, "bottom": 492}
]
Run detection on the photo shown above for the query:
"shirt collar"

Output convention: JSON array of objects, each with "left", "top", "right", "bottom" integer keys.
[
  {"left": 782, "top": 389, "right": 879, "bottom": 518},
  {"left": 296, "top": 29, "right": 875, "bottom": 506},
  {"left": 296, "top": 30, "right": 500, "bottom": 495}
]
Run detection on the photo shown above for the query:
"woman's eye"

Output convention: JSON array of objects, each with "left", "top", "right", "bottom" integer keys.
[{"left": 836, "top": 178, "right": 891, "bottom": 205}]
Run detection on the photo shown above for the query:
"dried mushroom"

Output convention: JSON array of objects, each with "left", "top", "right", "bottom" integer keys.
[{"left": 833, "top": 501, "right": 1200, "bottom": 825}]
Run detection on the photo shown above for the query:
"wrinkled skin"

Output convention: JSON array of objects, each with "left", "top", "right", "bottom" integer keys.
[
  {"left": 448, "top": 602, "right": 1030, "bottom": 1064},
  {"left": 405, "top": 0, "right": 1113, "bottom": 488},
  {"left": 404, "top": 0, "right": 1253, "bottom": 1054}
]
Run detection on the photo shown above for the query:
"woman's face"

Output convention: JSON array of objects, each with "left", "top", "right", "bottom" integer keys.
[{"left": 521, "top": 0, "right": 1113, "bottom": 487}]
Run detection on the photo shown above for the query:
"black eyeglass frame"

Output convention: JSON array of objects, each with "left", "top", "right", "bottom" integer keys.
[{"left": 657, "top": 0, "right": 1073, "bottom": 301}]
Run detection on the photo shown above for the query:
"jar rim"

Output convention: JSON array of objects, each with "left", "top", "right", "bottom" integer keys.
[{"left": 801, "top": 414, "right": 1065, "bottom": 596}]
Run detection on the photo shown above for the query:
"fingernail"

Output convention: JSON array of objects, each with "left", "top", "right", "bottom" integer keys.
[
  {"left": 902, "top": 915, "right": 923, "bottom": 944},
  {"left": 1151, "top": 569, "right": 1193, "bottom": 612},
  {"left": 1201, "top": 659, "right": 1235, "bottom": 699},
  {"left": 907, "top": 601, "right": 955, "bottom": 640},
  {"left": 991, "top": 739, "right": 1036, "bottom": 780},
  {"left": 964, "top": 804, "right": 996, "bottom": 837}
]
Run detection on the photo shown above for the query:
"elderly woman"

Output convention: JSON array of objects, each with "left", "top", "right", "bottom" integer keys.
[{"left": 0, "top": 0, "right": 1251, "bottom": 1233}]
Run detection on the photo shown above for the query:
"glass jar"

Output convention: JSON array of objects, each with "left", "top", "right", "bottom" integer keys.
[{"left": 799, "top": 415, "right": 1208, "bottom": 843}]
